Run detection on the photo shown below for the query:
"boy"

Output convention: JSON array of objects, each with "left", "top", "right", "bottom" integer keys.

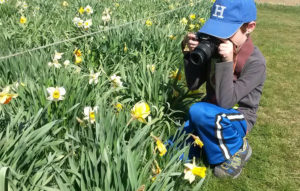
[{"left": 181, "top": 0, "right": 266, "bottom": 178}]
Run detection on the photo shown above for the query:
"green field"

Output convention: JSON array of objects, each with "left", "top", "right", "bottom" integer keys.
[{"left": 0, "top": 0, "right": 299, "bottom": 190}]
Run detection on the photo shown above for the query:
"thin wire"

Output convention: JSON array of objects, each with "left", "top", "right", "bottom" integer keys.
[{"left": 0, "top": 1, "right": 203, "bottom": 61}]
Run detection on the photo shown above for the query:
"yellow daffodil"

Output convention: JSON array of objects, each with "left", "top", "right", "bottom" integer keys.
[
  {"left": 151, "top": 160, "right": 161, "bottom": 181},
  {"left": 73, "top": 48, "right": 82, "bottom": 57},
  {"left": 110, "top": 74, "right": 123, "bottom": 87},
  {"left": 114, "top": 102, "right": 123, "bottom": 112},
  {"left": 145, "top": 19, "right": 152, "bottom": 27},
  {"left": 114, "top": 3, "right": 120, "bottom": 7},
  {"left": 124, "top": 43, "right": 128, "bottom": 52},
  {"left": 130, "top": 101, "right": 150, "bottom": 123},
  {"left": 147, "top": 64, "right": 155, "bottom": 73},
  {"left": 62, "top": 1, "right": 68, "bottom": 7},
  {"left": 168, "top": 4, "right": 175, "bottom": 10},
  {"left": 79, "top": 7, "right": 85, "bottom": 14},
  {"left": 83, "top": 106, "right": 98, "bottom": 124},
  {"left": 169, "top": 69, "right": 182, "bottom": 80},
  {"left": 75, "top": 56, "right": 82, "bottom": 64},
  {"left": 168, "top": 34, "right": 176, "bottom": 40},
  {"left": 84, "top": 5, "right": 93, "bottom": 15},
  {"left": 184, "top": 158, "right": 206, "bottom": 183},
  {"left": 189, "top": 24, "right": 195, "bottom": 31},
  {"left": 20, "top": 16, "right": 27, "bottom": 24},
  {"left": 180, "top": 17, "right": 188, "bottom": 25},
  {"left": 189, "top": 14, "right": 196, "bottom": 20},
  {"left": 151, "top": 134, "right": 167, "bottom": 157},
  {"left": 199, "top": 18, "right": 205, "bottom": 24},
  {"left": 190, "top": 134, "right": 204, "bottom": 148},
  {"left": 89, "top": 70, "right": 101, "bottom": 84},
  {"left": 0, "top": 87, "right": 18, "bottom": 104},
  {"left": 211, "top": 0, "right": 216, "bottom": 3},
  {"left": 47, "top": 87, "right": 66, "bottom": 101}
]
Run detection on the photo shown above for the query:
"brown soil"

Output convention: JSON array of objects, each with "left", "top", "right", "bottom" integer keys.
[{"left": 256, "top": 0, "right": 300, "bottom": 6}]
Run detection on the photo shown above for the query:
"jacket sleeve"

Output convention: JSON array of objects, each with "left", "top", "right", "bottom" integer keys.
[
  {"left": 215, "top": 58, "right": 266, "bottom": 109},
  {"left": 183, "top": 53, "right": 207, "bottom": 90}
]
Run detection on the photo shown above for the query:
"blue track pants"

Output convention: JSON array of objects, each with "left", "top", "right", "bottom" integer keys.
[{"left": 184, "top": 102, "right": 247, "bottom": 165}]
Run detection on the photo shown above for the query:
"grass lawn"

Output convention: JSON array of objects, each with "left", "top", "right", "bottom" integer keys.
[{"left": 203, "top": 4, "right": 300, "bottom": 191}]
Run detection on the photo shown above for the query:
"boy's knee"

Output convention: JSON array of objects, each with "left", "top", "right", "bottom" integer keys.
[{"left": 189, "top": 102, "right": 207, "bottom": 121}]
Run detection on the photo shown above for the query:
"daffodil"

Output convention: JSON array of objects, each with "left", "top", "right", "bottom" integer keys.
[
  {"left": 189, "top": 24, "right": 195, "bottom": 31},
  {"left": 78, "top": 7, "right": 85, "bottom": 14},
  {"left": 48, "top": 60, "right": 62, "bottom": 68},
  {"left": 180, "top": 17, "right": 188, "bottom": 25},
  {"left": 114, "top": 3, "right": 120, "bottom": 7},
  {"left": 110, "top": 74, "right": 123, "bottom": 87},
  {"left": 169, "top": 69, "right": 182, "bottom": 80},
  {"left": 124, "top": 43, "right": 128, "bottom": 52},
  {"left": 151, "top": 134, "right": 167, "bottom": 157},
  {"left": 102, "top": 8, "right": 111, "bottom": 23},
  {"left": 83, "top": 19, "right": 92, "bottom": 29},
  {"left": 130, "top": 101, "right": 150, "bottom": 123},
  {"left": 184, "top": 158, "right": 206, "bottom": 183},
  {"left": 189, "top": 14, "right": 196, "bottom": 20},
  {"left": 168, "top": 4, "right": 175, "bottom": 10},
  {"left": 190, "top": 134, "right": 204, "bottom": 148},
  {"left": 0, "top": 0, "right": 6, "bottom": 4},
  {"left": 0, "top": 87, "right": 18, "bottom": 104},
  {"left": 20, "top": 16, "right": 27, "bottom": 24},
  {"left": 89, "top": 70, "right": 101, "bottom": 84},
  {"left": 147, "top": 64, "right": 155, "bottom": 73},
  {"left": 83, "top": 106, "right": 98, "bottom": 124},
  {"left": 73, "top": 48, "right": 82, "bottom": 57},
  {"left": 47, "top": 87, "right": 66, "bottom": 101},
  {"left": 145, "top": 19, "right": 152, "bottom": 27},
  {"left": 151, "top": 160, "right": 161, "bottom": 181},
  {"left": 211, "top": 0, "right": 216, "bottom": 3},
  {"left": 62, "top": 1, "right": 68, "bottom": 7},
  {"left": 75, "top": 56, "right": 82, "bottom": 64},
  {"left": 114, "top": 102, "right": 123, "bottom": 112},
  {"left": 168, "top": 34, "right": 176, "bottom": 40},
  {"left": 53, "top": 51, "right": 63, "bottom": 60},
  {"left": 199, "top": 18, "right": 205, "bottom": 24},
  {"left": 84, "top": 5, "right": 93, "bottom": 15},
  {"left": 63, "top": 60, "right": 70, "bottom": 67}
]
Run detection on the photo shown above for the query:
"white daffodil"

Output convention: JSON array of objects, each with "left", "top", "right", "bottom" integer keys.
[
  {"left": 63, "top": 60, "right": 70, "bottom": 67},
  {"left": 84, "top": 5, "right": 93, "bottom": 15},
  {"left": 47, "top": 87, "right": 66, "bottom": 101},
  {"left": 83, "top": 106, "right": 98, "bottom": 124},
  {"left": 0, "top": 0, "right": 6, "bottom": 4},
  {"left": 48, "top": 60, "right": 62, "bottom": 68},
  {"left": 73, "top": 17, "right": 84, "bottom": 27},
  {"left": 102, "top": 8, "right": 111, "bottom": 23},
  {"left": 183, "top": 158, "right": 206, "bottom": 184},
  {"left": 83, "top": 19, "right": 92, "bottom": 29},
  {"left": 89, "top": 70, "right": 101, "bottom": 84},
  {"left": 53, "top": 51, "right": 63, "bottom": 60},
  {"left": 110, "top": 74, "right": 123, "bottom": 87}
]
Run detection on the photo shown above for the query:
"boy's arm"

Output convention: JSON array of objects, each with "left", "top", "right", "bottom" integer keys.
[{"left": 214, "top": 56, "right": 266, "bottom": 109}]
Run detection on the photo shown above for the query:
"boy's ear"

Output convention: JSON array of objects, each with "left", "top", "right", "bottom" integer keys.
[{"left": 246, "top": 21, "right": 256, "bottom": 34}]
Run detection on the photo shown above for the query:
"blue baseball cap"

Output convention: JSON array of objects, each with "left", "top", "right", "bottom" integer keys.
[{"left": 199, "top": 0, "right": 257, "bottom": 39}]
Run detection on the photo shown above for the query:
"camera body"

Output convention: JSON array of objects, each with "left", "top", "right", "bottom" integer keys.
[{"left": 189, "top": 32, "right": 222, "bottom": 66}]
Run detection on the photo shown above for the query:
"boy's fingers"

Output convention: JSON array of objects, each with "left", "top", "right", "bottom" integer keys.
[{"left": 188, "top": 40, "right": 199, "bottom": 46}]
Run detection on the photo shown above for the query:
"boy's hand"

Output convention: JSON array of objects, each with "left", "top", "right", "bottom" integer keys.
[
  {"left": 218, "top": 40, "right": 234, "bottom": 62},
  {"left": 183, "top": 33, "right": 199, "bottom": 52}
]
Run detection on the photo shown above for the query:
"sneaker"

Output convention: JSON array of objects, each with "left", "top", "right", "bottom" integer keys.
[{"left": 213, "top": 137, "right": 252, "bottom": 179}]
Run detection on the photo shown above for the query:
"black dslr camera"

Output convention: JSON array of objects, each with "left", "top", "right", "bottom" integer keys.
[{"left": 189, "top": 32, "right": 222, "bottom": 66}]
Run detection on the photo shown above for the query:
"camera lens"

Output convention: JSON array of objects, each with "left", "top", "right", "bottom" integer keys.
[{"left": 189, "top": 43, "right": 213, "bottom": 66}]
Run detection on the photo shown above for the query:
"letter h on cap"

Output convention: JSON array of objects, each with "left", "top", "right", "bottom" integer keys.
[{"left": 212, "top": 5, "right": 226, "bottom": 19}]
